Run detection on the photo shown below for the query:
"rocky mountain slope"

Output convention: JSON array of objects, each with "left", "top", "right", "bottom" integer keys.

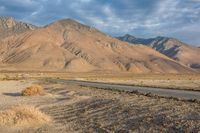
[
  {"left": 0, "top": 16, "right": 36, "bottom": 39},
  {"left": 0, "top": 17, "right": 194, "bottom": 73},
  {"left": 117, "top": 34, "right": 200, "bottom": 70}
]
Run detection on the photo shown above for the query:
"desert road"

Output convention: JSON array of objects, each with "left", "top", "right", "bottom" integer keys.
[{"left": 52, "top": 79, "right": 200, "bottom": 101}]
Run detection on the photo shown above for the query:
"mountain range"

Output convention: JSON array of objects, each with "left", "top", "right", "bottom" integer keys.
[
  {"left": 0, "top": 16, "right": 197, "bottom": 73},
  {"left": 117, "top": 34, "right": 200, "bottom": 71}
]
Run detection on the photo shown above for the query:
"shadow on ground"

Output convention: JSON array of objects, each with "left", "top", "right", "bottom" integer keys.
[{"left": 3, "top": 92, "right": 21, "bottom": 97}]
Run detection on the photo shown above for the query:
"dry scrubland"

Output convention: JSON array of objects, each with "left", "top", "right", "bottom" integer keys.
[
  {"left": 76, "top": 72, "right": 200, "bottom": 91},
  {"left": 0, "top": 74, "right": 200, "bottom": 132},
  {"left": 0, "top": 105, "right": 50, "bottom": 129},
  {"left": 1, "top": 72, "right": 200, "bottom": 90}
]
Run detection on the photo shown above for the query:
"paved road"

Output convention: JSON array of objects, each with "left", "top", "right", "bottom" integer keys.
[{"left": 56, "top": 79, "right": 200, "bottom": 101}]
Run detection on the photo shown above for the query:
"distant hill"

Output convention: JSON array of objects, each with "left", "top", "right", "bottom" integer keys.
[
  {"left": 117, "top": 34, "right": 200, "bottom": 70},
  {"left": 0, "top": 17, "right": 194, "bottom": 73}
]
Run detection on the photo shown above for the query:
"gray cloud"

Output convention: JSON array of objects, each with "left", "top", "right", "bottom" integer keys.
[{"left": 0, "top": 0, "right": 199, "bottom": 46}]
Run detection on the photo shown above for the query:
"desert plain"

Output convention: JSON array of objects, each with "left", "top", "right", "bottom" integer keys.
[{"left": 0, "top": 72, "right": 200, "bottom": 133}]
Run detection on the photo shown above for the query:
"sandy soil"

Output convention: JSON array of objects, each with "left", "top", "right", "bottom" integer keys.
[
  {"left": 1, "top": 79, "right": 200, "bottom": 132},
  {"left": 0, "top": 80, "right": 33, "bottom": 108}
]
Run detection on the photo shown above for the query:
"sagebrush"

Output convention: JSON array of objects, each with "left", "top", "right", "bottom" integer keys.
[
  {"left": 21, "top": 85, "right": 44, "bottom": 96},
  {"left": 0, "top": 105, "right": 50, "bottom": 128}
]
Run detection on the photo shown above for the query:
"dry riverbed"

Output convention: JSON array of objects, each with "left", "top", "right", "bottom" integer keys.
[{"left": 0, "top": 79, "right": 200, "bottom": 132}]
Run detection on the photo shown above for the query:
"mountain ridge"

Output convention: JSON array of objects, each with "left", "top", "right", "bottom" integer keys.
[
  {"left": 0, "top": 17, "right": 195, "bottom": 73},
  {"left": 117, "top": 34, "right": 200, "bottom": 70}
]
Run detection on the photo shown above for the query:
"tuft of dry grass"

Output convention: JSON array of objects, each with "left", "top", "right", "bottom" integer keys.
[
  {"left": 0, "top": 105, "right": 50, "bottom": 128},
  {"left": 21, "top": 85, "right": 44, "bottom": 96}
]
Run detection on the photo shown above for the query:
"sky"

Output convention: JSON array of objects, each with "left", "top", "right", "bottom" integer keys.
[{"left": 0, "top": 0, "right": 200, "bottom": 46}]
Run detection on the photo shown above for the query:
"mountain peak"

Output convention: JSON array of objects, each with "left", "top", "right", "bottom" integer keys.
[
  {"left": 0, "top": 16, "right": 13, "bottom": 21},
  {"left": 46, "top": 18, "right": 105, "bottom": 36},
  {"left": 47, "top": 18, "right": 85, "bottom": 28},
  {"left": 117, "top": 34, "right": 136, "bottom": 42},
  {"left": 0, "top": 16, "right": 36, "bottom": 29},
  {"left": 0, "top": 16, "right": 36, "bottom": 38},
  {"left": 117, "top": 34, "right": 200, "bottom": 70},
  {"left": 124, "top": 34, "right": 135, "bottom": 37},
  {"left": 0, "top": 16, "right": 14, "bottom": 21},
  {"left": 58, "top": 18, "right": 79, "bottom": 23},
  {"left": 155, "top": 36, "right": 168, "bottom": 39},
  {"left": 0, "top": 16, "right": 17, "bottom": 29}
]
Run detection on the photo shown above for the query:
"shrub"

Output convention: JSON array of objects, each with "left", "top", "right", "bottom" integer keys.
[
  {"left": 0, "top": 105, "right": 50, "bottom": 128},
  {"left": 21, "top": 85, "right": 44, "bottom": 96}
]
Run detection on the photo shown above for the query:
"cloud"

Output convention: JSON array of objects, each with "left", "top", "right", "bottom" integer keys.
[
  {"left": 79, "top": 0, "right": 92, "bottom": 3},
  {"left": 0, "top": 0, "right": 199, "bottom": 46}
]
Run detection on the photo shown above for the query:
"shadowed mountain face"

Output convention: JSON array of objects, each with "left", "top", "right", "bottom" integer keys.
[
  {"left": 0, "top": 18, "right": 194, "bottom": 73},
  {"left": 117, "top": 34, "right": 200, "bottom": 70}
]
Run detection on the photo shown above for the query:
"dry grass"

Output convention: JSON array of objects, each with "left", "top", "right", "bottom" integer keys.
[
  {"left": 21, "top": 85, "right": 44, "bottom": 96},
  {"left": 0, "top": 105, "right": 50, "bottom": 128}
]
